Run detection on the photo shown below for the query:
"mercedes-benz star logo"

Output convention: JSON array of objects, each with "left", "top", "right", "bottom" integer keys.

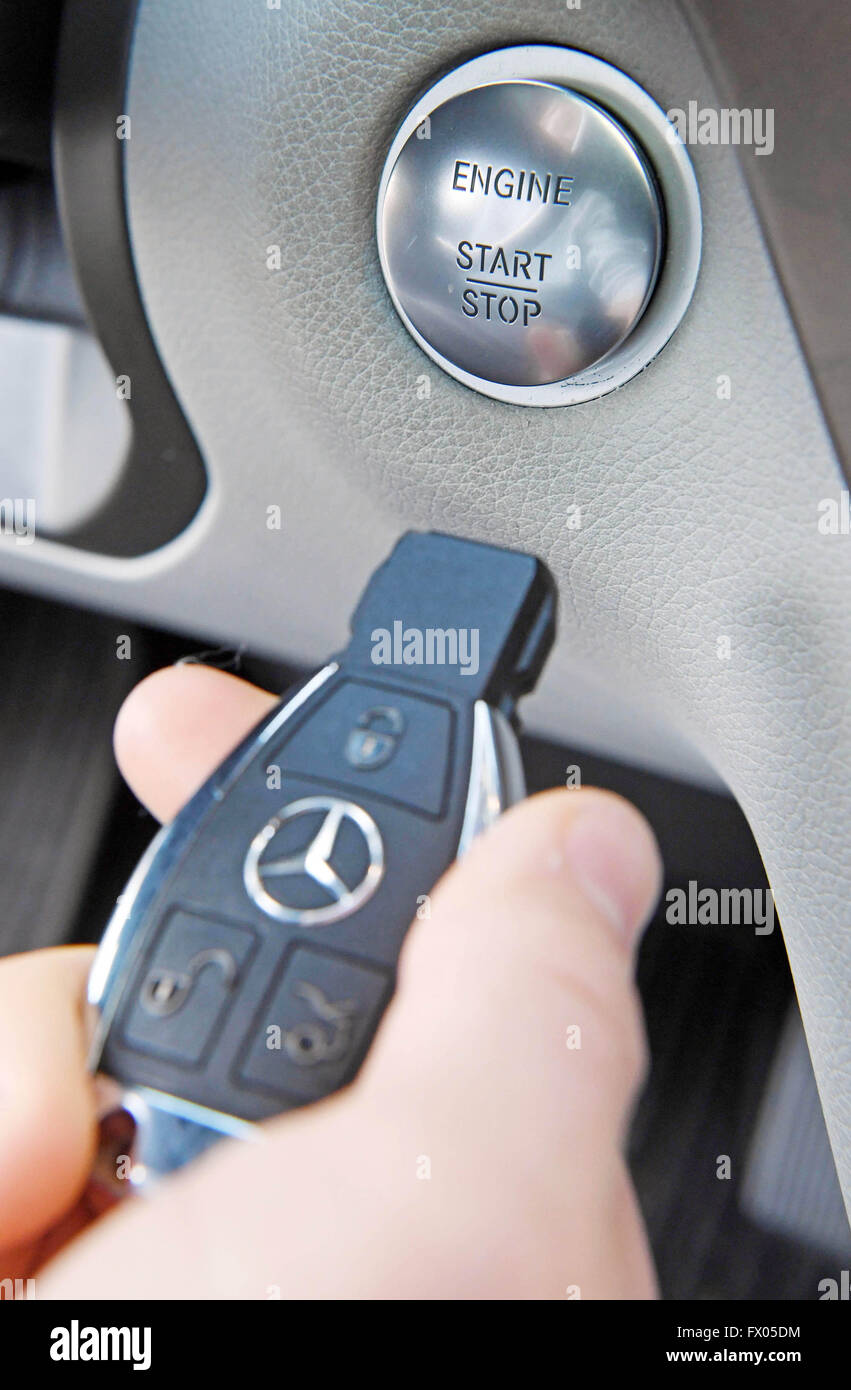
[{"left": 243, "top": 796, "right": 384, "bottom": 926}]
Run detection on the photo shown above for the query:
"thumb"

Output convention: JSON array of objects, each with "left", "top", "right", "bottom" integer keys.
[{"left": 359, "top": 786, "right": 663, "bottom": 1298}]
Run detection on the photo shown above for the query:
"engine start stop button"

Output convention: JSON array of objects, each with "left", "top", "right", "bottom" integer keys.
[{"left": 376, "top": 58, "right": 683, "bottom": 406}]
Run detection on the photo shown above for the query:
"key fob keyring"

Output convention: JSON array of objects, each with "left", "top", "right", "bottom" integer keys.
[{"left": 88, "top": 531, "right": 556, "bottom": 1185}]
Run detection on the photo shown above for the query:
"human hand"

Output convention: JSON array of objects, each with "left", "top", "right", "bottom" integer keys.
[{"left": 2, "top": 664, "right": 662, "bottom": 1299}]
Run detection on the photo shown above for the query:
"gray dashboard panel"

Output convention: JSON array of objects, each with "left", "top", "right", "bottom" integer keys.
[{"left": 0, "top": 1, "right": 850, "bottom": 1209}]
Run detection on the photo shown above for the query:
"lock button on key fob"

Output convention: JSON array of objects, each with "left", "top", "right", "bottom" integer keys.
[{"left": 280, "top": 679, "right": 454, "bottom": 815}]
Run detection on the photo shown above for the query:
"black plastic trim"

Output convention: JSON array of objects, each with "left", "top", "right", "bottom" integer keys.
[{"left": 51, "top": 0, "right": 208, "bottom": 557}]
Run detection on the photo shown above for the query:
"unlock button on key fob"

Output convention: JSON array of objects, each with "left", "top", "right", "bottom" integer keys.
[{"left": 120, "top": 910, "right": 257, "bottom": 1067}]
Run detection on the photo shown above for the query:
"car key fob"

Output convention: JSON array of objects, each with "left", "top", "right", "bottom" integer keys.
[{"left": 88, "top": 531, "right": 556, "bottom": 1185}]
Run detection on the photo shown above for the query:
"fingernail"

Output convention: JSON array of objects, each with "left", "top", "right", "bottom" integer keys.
[{"left": 562, "top": 795, "right": 663, "bottom": 943}]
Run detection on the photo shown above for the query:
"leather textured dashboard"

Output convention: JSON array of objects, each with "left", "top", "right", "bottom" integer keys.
[{"left": 0, "top": 0, "right": 849, "bottom": 1212}]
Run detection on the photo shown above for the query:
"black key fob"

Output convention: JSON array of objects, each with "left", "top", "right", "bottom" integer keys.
[{"left": 88, "top": 532, "right": 556, "bottom": 1183}]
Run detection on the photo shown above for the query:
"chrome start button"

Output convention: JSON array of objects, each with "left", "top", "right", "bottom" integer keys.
[{"left": 376, "top": 48, "right": 701, "bottom": 407}]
